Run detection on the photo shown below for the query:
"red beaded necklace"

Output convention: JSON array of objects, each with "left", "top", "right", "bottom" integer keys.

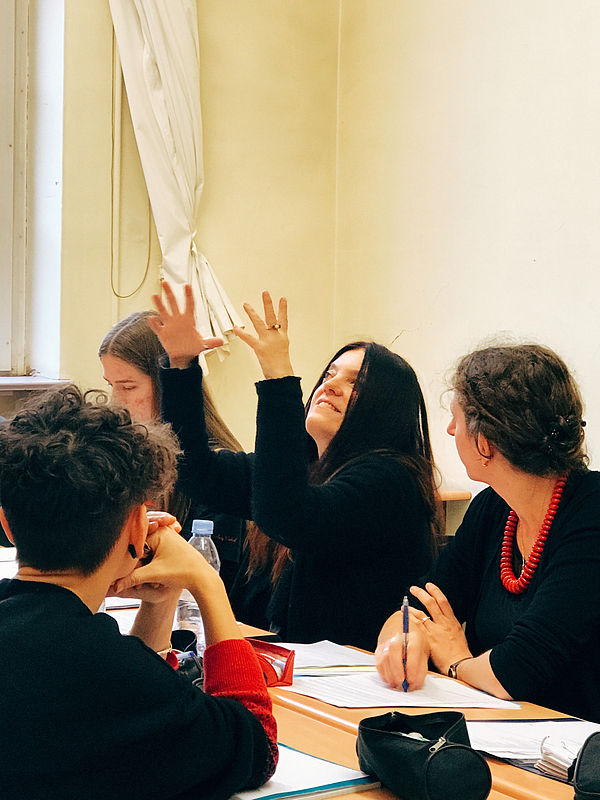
[{"left": 500, "top": 474, "right": 567, "bottom": 594}]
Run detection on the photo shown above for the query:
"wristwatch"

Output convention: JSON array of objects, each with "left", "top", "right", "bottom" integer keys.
[{"left": 447, "top": 657, "right": 472, "bottom": 679}]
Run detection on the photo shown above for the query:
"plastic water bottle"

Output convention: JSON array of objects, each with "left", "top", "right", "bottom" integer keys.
[{"left": 177, "top": 519, "right": 221, "bottom": 655}]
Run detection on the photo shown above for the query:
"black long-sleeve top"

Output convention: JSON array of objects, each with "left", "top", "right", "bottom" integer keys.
[
  {"left": 0, "top": 579, "right": 277, "bottom": 800},
  {"left": 161, "top": 361, "right": 433, "bottom": 651},
  {"left": 419, "top": 470, "right": 600, "bottom": 722}
]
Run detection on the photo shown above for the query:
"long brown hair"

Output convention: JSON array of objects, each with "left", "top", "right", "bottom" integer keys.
[
  {"left": 246, "top": 341, "right": 442, "bottom": 584},
  {"left": 99, "top": 311, "right": 242, "bottom": 521}
]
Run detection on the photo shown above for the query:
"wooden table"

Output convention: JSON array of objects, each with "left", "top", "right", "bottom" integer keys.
[
  {"left": 269, "top": 683, "right": 573, "bottom": 800},
  {"left": 1, "top": 552, "right": 570, "bottom": 800},
  {"left": 273, "top": 701, "right": 519, "bottom": 800}
]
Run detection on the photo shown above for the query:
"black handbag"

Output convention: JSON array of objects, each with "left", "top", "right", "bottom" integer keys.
[
  {"left": 356, "top": 710, "right": 491, "bottom": 800},
  {"left": 572, "top": 732, "right": 600, "bottom": 799}
]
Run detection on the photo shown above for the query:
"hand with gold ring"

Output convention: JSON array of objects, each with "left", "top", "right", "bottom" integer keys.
[
  {"left": 409, "top": 582, "right": 471, "bottom": 675},
  {"left": 234, "top": 291, "right": 294, "bottom": 379}
]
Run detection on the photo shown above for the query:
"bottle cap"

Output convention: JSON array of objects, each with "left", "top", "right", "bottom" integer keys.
[{"left": 191, "top": 519, "right": 214, "bottom": 536}]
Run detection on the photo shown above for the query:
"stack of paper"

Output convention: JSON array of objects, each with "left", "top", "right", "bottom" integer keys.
[
  {"left": 467, "top": 719, "right": 600, "bottom": 781},
  {"left": 232, "top": 744, "right": 379, "bottom": 800},
  {"left": 105, "top": 596, "right": 141, "bottom": 610},
  {"left": 537, "top": 736, "right": 580, "bottom": 780},
  {"left": 279, "top": 641, "right": 376, "bottom": 676}
]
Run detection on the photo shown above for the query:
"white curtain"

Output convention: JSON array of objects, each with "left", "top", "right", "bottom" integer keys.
[{"left": 108, "top": 0, "right": 241, "bottom": 353}]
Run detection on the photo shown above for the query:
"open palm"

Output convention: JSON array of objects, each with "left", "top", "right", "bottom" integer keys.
[{"left": 149, "top": 282, "right": 223, "bottom": 367}]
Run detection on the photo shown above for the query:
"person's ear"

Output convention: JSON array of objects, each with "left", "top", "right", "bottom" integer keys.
[
  {"left": 477, "top": 433, "right": 494, "bottom": 462},
  {"left": 0, "top": 508, "right": 15, "bottom": 545},
  {"left": 124, "top": 505, "right": 147, "bottom": 559}
]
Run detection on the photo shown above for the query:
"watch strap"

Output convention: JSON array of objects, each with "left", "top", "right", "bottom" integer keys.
[{"left": 447, "top": 656, "right": 472, "bottom": 679}]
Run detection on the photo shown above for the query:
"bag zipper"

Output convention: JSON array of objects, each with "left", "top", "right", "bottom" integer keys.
[{"left": 429, "top": 737, "right": 446, "bottom": 753}]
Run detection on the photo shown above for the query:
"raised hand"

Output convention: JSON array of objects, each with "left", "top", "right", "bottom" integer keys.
[
  {"left": 233, "top": 291, "right": 294, "bottom": 379},
  {"left": 149, "top": 281, "right": 223, "bottom": 369}
]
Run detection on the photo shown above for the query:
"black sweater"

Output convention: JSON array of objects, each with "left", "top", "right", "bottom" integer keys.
[
  {"left": 0, "top": 580, "right": 276, "bottom": 800},
  {"left": 421, "top": 470, "right": 600, "bottom": 722},
  {"left": 160, "top": 362, "right": 433, "bottom": 650}
]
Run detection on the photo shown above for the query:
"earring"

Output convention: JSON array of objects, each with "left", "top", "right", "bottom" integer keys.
[{"left": 128, "top": 544, "right": 138, "bottom": 559}]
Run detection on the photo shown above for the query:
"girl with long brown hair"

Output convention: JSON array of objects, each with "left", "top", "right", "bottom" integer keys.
[{"left": 99, "top": 310, "right": 245, "bottom": 590}]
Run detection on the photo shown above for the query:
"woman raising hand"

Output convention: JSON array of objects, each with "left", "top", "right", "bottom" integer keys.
[{"left": 152, "top": 282, "right": 441, "bottom": 650}]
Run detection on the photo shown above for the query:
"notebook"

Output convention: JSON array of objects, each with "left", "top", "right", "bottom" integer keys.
[{"left": 231, "top": 744, "right": 379, "bottom": 800}]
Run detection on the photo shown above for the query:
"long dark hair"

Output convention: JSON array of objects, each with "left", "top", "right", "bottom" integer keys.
[{"left": 247, "top": 341, "right": 442, "bottom": 581}]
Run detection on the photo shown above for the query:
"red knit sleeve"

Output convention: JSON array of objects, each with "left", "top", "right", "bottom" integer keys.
[{"left": 203, "top": 639, "right": 278, "bottom": 780}]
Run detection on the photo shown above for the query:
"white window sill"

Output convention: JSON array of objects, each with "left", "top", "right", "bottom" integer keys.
[{"left": 0, "top": 376, "right": 69, "bottom": 393}]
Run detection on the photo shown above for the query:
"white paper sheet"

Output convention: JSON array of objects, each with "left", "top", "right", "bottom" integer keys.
[
  {"left": 0, "top": 546, "right": 17, "bottom": 562},
  {"left": 281, "top": 672, "right": 520, "bottom": 709},
  {"left": 279, "top": 641, "right": 376, "bottom": 676},
  {"left": 106, "top": 607, "right": 138, "bottom": 635},
  {"left": 105, "top": 596, "right": 141, "bottom": 610},
  {"left": 467, "top": 718, "right": 600, "bottom": 760},
  {"left": 0, "top": 548, "right": 17, "bottom": 580}
]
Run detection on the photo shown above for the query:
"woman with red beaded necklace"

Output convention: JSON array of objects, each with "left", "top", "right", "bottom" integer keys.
[{"left": 376, "top": 343, "right": 600, "bottom": 723}]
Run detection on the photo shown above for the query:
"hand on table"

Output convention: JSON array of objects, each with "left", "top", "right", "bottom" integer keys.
[
  {"left": 233, "top": 291, "right": 294, "bottom": 379},
  {"left": 375, "top": 611, "right": 429, "bottom": 690},
  {"left": 410, "top": 582, "right": 472, "bottom": 675},
  {"left": 150, "top": 281, "right": 223, "bottom": 369}
]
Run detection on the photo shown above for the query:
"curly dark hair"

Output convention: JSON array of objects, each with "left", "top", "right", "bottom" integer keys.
[
  {"left": 0, "top": 384, "right": 180, "bottom": 575},
  {"left": 450, "top": 344, "right": 588, "bottom": 476}
]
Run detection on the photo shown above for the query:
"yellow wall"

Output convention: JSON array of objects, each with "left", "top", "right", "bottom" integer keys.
[
  {"left": 55, "top": 0, "right": 339, "bottom": 449},
  {"left": 336, "top": 1, "right": 600, "bottom": 489},
  {"left": 19, "top": 1, "right": 600, "bottom": 489}
]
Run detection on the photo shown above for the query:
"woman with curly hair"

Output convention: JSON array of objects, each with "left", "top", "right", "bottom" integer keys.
[{"left": 376, "top": 343, "right": 600, "bottom": 723}]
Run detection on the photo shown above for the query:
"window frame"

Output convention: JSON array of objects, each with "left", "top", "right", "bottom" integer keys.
[{"left": 1, "top": 0, "right": 28, "bottom": 376}]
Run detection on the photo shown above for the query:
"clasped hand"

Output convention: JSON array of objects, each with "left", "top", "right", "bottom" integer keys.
[
  {"left": 375, "top": 612, "right": 429, "bottom": 691},
  {"left": 109, "top": 521, "right": 220, "bottom": 604}
]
